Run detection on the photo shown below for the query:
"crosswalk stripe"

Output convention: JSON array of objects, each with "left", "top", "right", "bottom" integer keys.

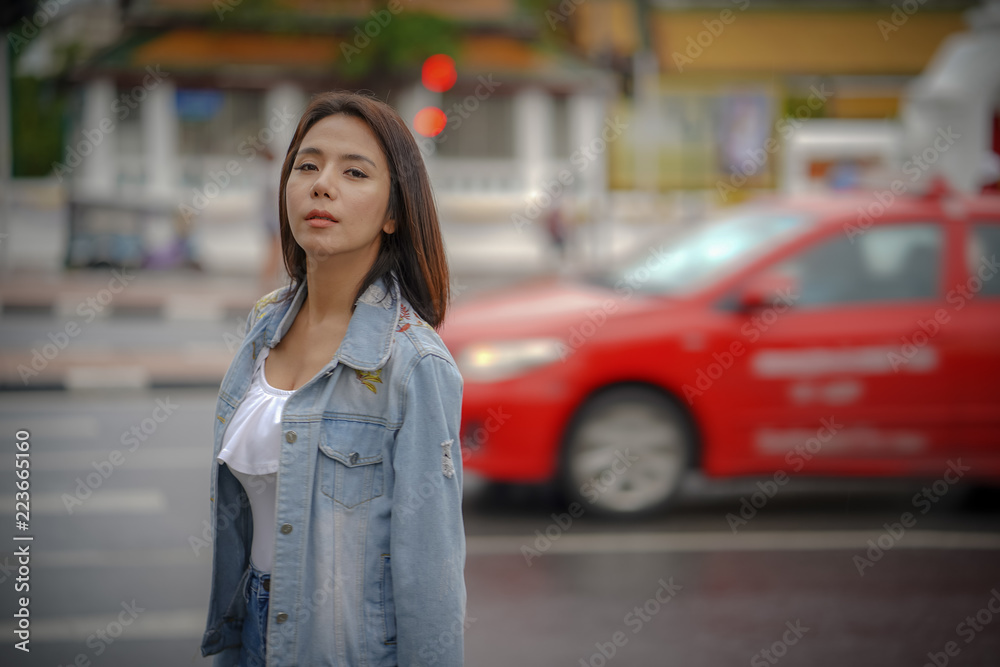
[
  {"left": 0, "top": 489, "right": 168, "bottom": 515},
  {"left": 465, "top": 529, "right": 1000, "bottom": 555},
  {"left": 30, "top": 447, "right": 208, "bottom": 471},
  {"left": 0, "top": 608, "right": 206, "bottom": 643}
]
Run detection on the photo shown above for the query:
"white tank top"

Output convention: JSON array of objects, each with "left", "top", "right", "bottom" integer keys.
[{"left": 217, "top": 345, "right": 290, "bottom": 573}]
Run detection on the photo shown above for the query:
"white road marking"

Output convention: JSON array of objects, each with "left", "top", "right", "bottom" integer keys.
[
  {"left": 27, "top": 547, "right": 199, "bottom": 568},
  {"left": 465, "top": 530, "right": 1000, "bottom": 555},
  {"left": 30, "top": 447, "right": 207, "bottom": 470},
  {"left": 0, "top": 608, "right": 206, "bottom": 643},
  {"left": 0, "top": 530, "right": 994, "bottom": 643},
  {"left": 0, "top": 415, "right": 100, "bottom": 439},
  {"left": 1, "top": 489, "right": 168, "bottom": 515},
  {"left": 66, "top": 366, "right": 151, "bottom": 390}
]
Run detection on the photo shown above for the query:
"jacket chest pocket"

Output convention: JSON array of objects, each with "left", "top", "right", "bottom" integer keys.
[{"left": 318, "top": 420, "right": 389, "bottom": 508}]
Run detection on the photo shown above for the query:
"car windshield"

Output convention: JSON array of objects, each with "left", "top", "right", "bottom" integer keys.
[{"left": 594, "top": 210, "right": 815, "bottom": 295}]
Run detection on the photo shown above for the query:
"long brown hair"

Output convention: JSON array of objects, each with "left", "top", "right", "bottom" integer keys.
[{"left": 277, "top": 91, "right": 450, "bottom": 328}]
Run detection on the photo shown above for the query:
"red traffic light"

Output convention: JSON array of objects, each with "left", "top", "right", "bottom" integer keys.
[
  {"left": 414, "top": 107, "right": 448, "bottom": 137},
  {"left": 422, "top": 54, "right": 457, "bottom": 93}
]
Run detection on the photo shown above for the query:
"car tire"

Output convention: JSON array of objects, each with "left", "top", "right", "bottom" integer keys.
[{"left": 560, "top": 386, "right": 694, "bottom": 517}]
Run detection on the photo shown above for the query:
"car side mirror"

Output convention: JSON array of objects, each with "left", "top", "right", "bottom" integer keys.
[{"left": 737, "top": 273, "right": 799, "bottom": 312}]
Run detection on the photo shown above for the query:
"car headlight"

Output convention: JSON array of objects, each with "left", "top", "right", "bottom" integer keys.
[{"left": 457, "top": 338, "right": 568, "bottom": 383}]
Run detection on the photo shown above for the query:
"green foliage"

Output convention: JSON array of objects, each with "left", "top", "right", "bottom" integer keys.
[
  {"left": 8, "top": 33, "right": 77, "bottom": 179},
  {"left": 783, "top": 94, "right": 827, "bottom": 119},
  {"left": 10, "top": 75, "right": 67, "bottom": 177},
  {"left": 208, "top": 0, "right": 298, "bottom": 31},
  {"left": 336, "top": 11, "right": 461, "bottom": 80}
]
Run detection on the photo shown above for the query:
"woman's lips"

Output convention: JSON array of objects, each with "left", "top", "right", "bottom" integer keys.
[
  {"left": 305, "top": 210, "right": 339, "bottom": 228},
  {"left": 306, "top": 217, "right": 339, "bottom": 228}
]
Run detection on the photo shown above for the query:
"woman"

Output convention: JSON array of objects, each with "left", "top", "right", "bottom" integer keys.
[{"left": 201, "top": 92, "right": 466, "bottom": 666}]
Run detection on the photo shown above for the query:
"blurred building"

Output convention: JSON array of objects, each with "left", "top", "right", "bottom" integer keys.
[
  {"left": 564, "top": 0, "right": 996, "bottom": 200},
  {"left": 3, "top": 0, "right": 997, "bottom": 274},
  {"left": 39, "top": 0, "right": 615, "bottom": 272}
]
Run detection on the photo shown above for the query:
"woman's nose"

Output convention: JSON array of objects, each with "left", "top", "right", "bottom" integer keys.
[{"left": 312, "top": 169, "right": 338, "bottom": 199}]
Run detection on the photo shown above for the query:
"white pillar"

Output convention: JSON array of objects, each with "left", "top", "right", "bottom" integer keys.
[
  {"left": 0, "top": 41, "right": 11, "bottom": 272},
  {"left": 397, "top": 83, "right": 441, "bottom": 160},
  {"left": 78, "top": 78, "right": 117, "bottom": 199},
  {"left": 144, "top": 78, "right": 178, "bottom": 201},
  {"left": 569, "top": 92, "right": 610, "bottom": 269},
  {"left": 514, "top": 87, "right": 553, "bottom": 197},
  {"left": 263, "top": 83, "right": 307, "bottom": 163},
  {"left": 632, "top": 50, "right": 660, "bottom": 193}
]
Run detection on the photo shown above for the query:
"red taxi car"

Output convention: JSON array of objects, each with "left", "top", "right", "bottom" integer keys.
[{"left": 440, "top": 189, "right": 1000, "bottom": 516}]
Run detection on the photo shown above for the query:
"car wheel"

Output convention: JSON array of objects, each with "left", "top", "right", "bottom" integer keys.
[{"left": 561, "top": 386, "right": 693, "bottom": 517}]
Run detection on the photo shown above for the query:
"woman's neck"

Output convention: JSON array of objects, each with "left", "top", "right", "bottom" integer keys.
[{"left": 300, "top": 244, "right": 378, "bottom": 327}]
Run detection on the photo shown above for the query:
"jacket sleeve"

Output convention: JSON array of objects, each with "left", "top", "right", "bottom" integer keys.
[{"left": 390, "top": 352, "right": 467, "bottom": 666}]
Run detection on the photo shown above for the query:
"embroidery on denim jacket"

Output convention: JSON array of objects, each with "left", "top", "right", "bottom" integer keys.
[
  {"left": 355, "top": 368, "right": 383, "bottom": 393},
  {"left": 253, "top": 289, "right": 284, "bottom": 321},
  {"left": 396, "top": 303, "right": 434, "bottom": 333},
  {"left": 441, "top": 439, "right": 455, "bottom": 478}
]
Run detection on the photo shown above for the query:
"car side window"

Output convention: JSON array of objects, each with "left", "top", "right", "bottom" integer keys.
[
  {"left": 967, "top": 222, "right": 1000, "bottom": 297},
  {"left": 770, "top": 223, "right": 943, "bottom": 308}
]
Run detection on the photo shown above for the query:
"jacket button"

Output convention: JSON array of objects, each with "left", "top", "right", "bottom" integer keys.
[
  {"left": 280, "top": 523, "right": 292, "bottom": 534},
  {"left": 349, "top": 452, "right": 360, "bottom": 465},
  {"left": 285, "top": 431, "right": 297, "bottom": 443},
  {"left": 276, "top": 612, "right": 288, "bottom": 623}
]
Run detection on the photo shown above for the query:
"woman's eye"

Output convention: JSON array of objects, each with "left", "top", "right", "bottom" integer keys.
[
  {"left": 294, "top": 163, "right": 317, "bottom": 171},
  {"left": 345, "top": 168, "right": 368, "bottom": 178}
]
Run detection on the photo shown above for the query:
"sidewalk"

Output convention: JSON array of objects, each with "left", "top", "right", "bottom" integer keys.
[{"left": 0, "top": 220, "right": 669, "bottom": 390}]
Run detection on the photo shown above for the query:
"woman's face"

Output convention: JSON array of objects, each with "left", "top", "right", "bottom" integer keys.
[{"left": 285, "top": 114, "right": 395, "bottom": 268}]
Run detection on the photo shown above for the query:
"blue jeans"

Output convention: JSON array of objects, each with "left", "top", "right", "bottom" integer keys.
[{"left": 239, "top": 560, "right": 270, "bottom": 667}]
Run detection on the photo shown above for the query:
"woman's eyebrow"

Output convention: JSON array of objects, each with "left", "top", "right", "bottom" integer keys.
[
  {"left": 340, "top": 152, "right": 377, "bottom": 169},
  {"left": 296, "top": 146, "right": 377, "bottom": 169}
]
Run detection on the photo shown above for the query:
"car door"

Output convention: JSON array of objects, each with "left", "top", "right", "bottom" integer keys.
[
  {"left": 950, "top": 216, "right": 1000, "bottom": 470},
  {"left": 710, "top": 218, "right": 958, "bottom": 476}
]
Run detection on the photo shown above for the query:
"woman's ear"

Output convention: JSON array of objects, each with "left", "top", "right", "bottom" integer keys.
[{"left": 382, "top": 217, "right": 396, "bottom": 235}]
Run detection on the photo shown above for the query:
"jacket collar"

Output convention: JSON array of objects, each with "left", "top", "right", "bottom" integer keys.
[{"left": 263, "top": 272, "right": 400, "bottom": 371}]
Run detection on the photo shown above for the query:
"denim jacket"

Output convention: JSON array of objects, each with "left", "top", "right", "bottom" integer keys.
[{"left": 200, "top": 272, "right": 466, "bottom": 666}]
